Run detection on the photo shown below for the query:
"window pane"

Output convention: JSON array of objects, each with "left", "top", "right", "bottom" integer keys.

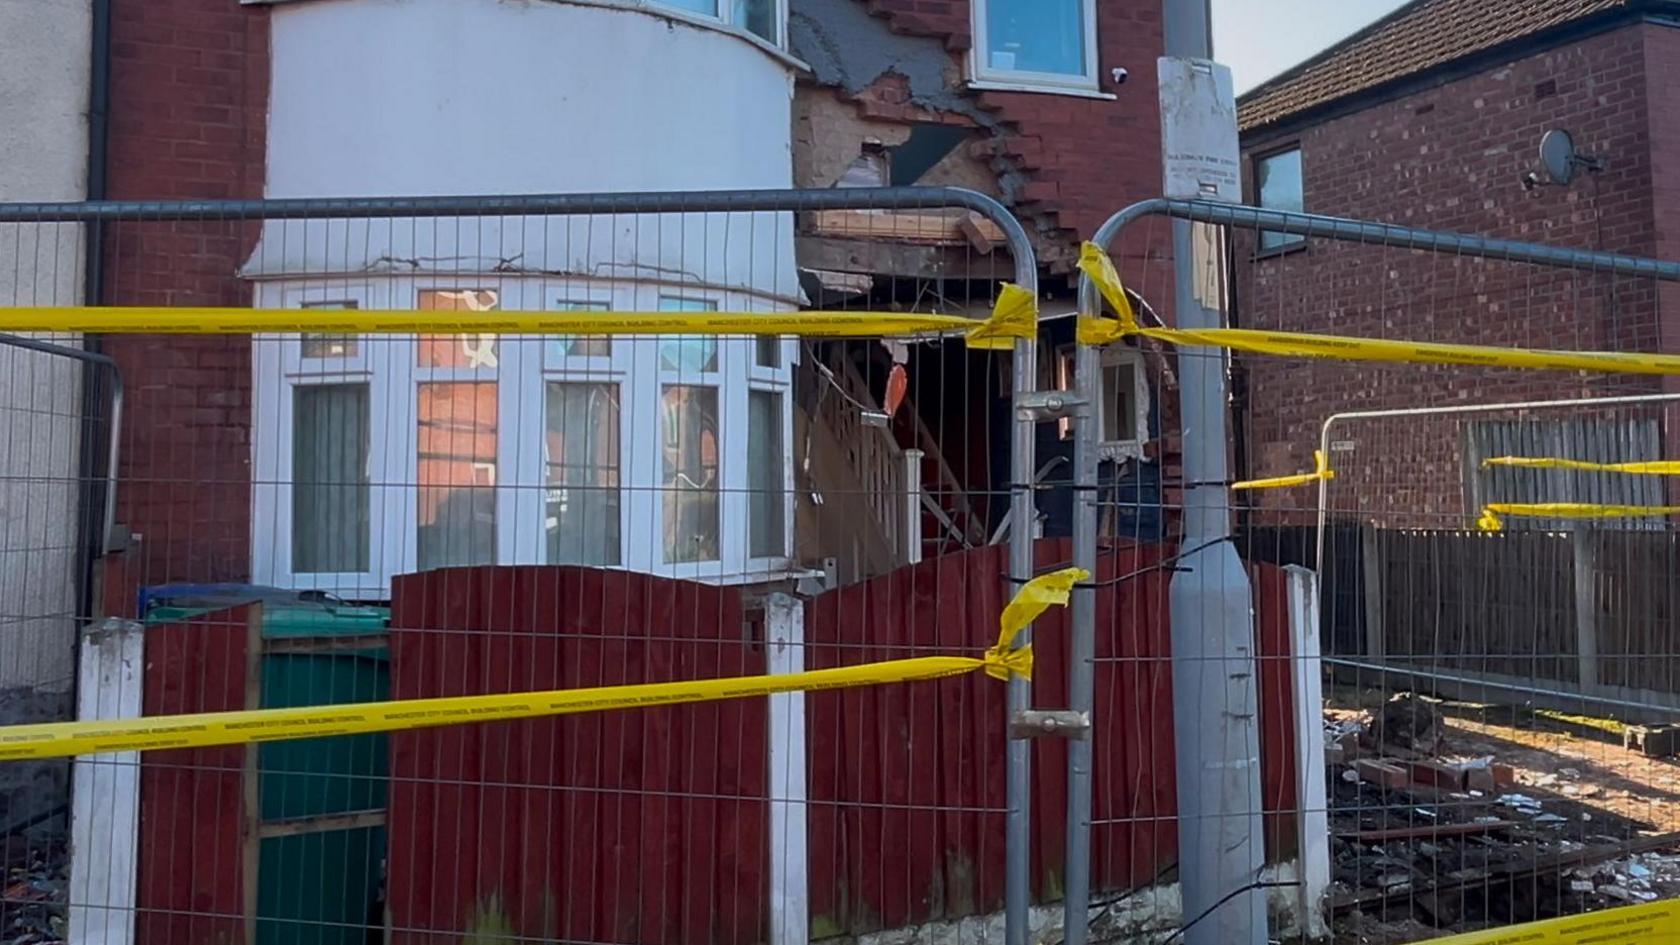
[
  {"left": 417, "top": 289, "right": 500, "bottom": 368},
  {"left": 987, "top": 0, "right": 1086, "bottom": 76},
  {"left": 1102, "top": 361, "right": 1138, "bottom": 442},
  {"left": 659, "top": 0, "right": 718, "bottom": 15},
  {"left": 748, "top": 390, "right": 785, "bottom": 558},
  {"left": 755, "top": 335, "right": 781, "bottom": 368},
  {"left": 417, "top": 382, "right": 497, "bottom": 570},
  {"left": 658, "top": 297, "right": 719, "bottom": 372},
  {"left": 733, "top": 0, "right": 775, "bottom": 41},
  {"left": 661, "top": 385, "right": 720, "bottom": 563},
  {"left": 552, "top": 300, "right": 612, "bottom": 359},
  {"left": 545, "top": 382, "right": 622, "bottom": 566},
  {"left": 293, "top": 384, "right": 370, "bottom": 573},
  {"left": 1257, "top": 149, "right": 1304, "bottom": 250},
  {"left": 300, "top": 300, "right": 358, "bottom": 359}
]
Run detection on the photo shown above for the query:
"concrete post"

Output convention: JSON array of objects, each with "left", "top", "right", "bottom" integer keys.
[
  {"left": 68, "top": 618, "right": 143, "bottom": 945},
  {"left": 766, "top": 594, "right": 809, "bottom": 945},
  {"left": 1285, "top": 566, "right": 1330, "bottom": 942},
  {"left": 1163, "top": 3, "right": 1268, "bottom": 942}
]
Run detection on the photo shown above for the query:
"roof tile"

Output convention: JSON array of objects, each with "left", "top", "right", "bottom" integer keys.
[{"left": 1238, "top": 0, "right": 1634, "bottom": 132}]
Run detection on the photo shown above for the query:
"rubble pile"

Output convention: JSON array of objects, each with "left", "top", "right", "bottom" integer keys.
[
  {"left": 1326, "top": 693, "right": 1680, "bottom": 939},
  {"left": 0, "top": 834, "right": 65, "bottom": 945}
]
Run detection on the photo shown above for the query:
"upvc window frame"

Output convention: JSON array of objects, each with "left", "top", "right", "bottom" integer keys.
[
  {"left": 253, "top": 282, "right": 398, "bottom": 599},
  {"left": 970, "top": 0, "right": 1100, "bottom": 94},
  {"left": 1055, "top": 342, "right": 1149, "bottom": 462},
  {"left": 651, "top": 0, "right": 786, "bottom": 48},
  {"left": 252, "top": 276, "right": 796, "bottom": 599}
]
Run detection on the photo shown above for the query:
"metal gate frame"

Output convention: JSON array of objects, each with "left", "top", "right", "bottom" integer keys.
[
  {"left": 1071, "top": 198, "right": 1680, "bottom": 945},
  {"left": 1, "top": 186, "right": 1047, "bottom": 945}
]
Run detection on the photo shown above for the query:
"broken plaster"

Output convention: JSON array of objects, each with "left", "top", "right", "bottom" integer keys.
[
  {"left": 787, "top": 0, "right": 1088, "bottom": 268},
  {"left": 787, "top": 0, "right": 1035, "bottom": 205}
]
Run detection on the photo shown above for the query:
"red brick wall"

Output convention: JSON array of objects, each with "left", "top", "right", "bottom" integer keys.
[
  {"left": 1235, "top": 23, "right": 1665, "bottom": 523},
  {"left": 868, "top": 0, "right": 1167, "bottom": 254},
  {"left": 1643, "top": 25, "right": 1680, "bottom": 401},
  {"left": 102, "top": 0, "right": 268, "bottom": 584}
]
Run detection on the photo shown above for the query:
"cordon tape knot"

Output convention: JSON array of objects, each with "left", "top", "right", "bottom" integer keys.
[{"left": 982, "top": 566, "right": 1088, "bottom": 681}]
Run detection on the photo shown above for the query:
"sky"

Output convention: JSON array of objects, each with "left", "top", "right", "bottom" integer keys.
[{"left": 1212, "top": 0, "right": 1412, "bottom": 94}]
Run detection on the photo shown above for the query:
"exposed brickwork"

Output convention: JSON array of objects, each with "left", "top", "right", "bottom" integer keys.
[
  {"left": 102, "top": 0, "right": 268, "bottom": 585},
  {"left": 863, "top": 0, "right": 970, "bottom": 51},
  {"left": 1235, "top": 24, "right": 1668, "bottom": 523},
  {"left": 850, "top": 0, "right": 1167, "bottom": 263}
]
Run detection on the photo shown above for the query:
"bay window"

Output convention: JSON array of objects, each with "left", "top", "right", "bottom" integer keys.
[{"left": 252, "top": 277, "right": 796, "bottom": 598}]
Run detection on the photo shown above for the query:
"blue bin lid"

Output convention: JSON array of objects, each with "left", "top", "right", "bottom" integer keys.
[{"left": 139, "top": 583, "right": 349, "bottom": 617}]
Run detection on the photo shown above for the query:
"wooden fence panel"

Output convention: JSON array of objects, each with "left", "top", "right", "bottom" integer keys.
[
  {"left": 1592, "top": 531, "right": 1680, "bottom": 693},
  {"left": 387, "top": 566, "right": 763, "bottom": 945},
  {"left": 1377, "top": 530, "right": 1578, "bottom": 683}
]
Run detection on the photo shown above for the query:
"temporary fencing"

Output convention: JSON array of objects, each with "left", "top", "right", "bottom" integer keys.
[
  {"left": 10, "top": 179, "right": 1680, "bottom": 945},
  {"left": 1073, "top": 197, "right": 1680, "bottom": 945},
  {"left": 0, "top": 186, "right": 1085, "bottom": 945}
]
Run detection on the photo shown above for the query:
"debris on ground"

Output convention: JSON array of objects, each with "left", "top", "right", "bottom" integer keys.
[
  {"left": 0, "top": 833, "right": 67, "bottom": 945},
  {"left": 1367, "top": 693, "right": 1444, "bottom": 755},
  {"left": 1324, "top": 690, "right": 1680, "bottom": 944},
  {"left": 1624, "top": 723, "right": 1680, "bottom": 758}
]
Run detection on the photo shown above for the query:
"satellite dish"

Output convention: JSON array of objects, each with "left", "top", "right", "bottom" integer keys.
[{"left": 1539, "top": 129, "right": 1579, "bottom": 185}]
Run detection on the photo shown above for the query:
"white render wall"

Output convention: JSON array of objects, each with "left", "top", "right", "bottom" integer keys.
[
  {"left": 248, "top": 0, "right": 804, "bottom": 591},
  {"left": 0, "top": 0, "right": 91, "bottom": 694},
  {"left": 251, "top": 0, "right": 801, "bottom": 302}
]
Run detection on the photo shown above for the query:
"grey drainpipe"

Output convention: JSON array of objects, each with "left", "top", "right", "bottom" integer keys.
[{"left": 76, "top": 0, "right": 116, "bottom": 627}]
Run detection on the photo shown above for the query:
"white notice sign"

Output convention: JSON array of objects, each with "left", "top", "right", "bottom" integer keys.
[{"left": 1159, "top": 57, "right": 1240, "bottom": 203}]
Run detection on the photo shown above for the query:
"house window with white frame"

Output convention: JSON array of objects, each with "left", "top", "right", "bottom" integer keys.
[
  {"left": 655, "top": 0, "right": 783, "bottom": 45},
  {"left": 253, "top": 278, "right": 796, "bottom": 598},
  {"left": 1056, "top": 343, "right": 1148, "bottom": 460},
  {"left": 973, "top": 0, "right": 1098, "bottom": 91}
]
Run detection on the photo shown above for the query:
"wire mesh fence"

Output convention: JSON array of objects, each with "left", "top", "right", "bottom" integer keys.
[
  {"left": 0, "top": 187, "right": 1096, "bottom": 945},
  {"left": 8, "top": 184, "right": 1680, "bottom": 945},
  {"left": 1183, "top": 202, "right": 1680, "bottom": 945}
]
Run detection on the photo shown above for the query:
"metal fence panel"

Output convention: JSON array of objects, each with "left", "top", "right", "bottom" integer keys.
[{"left": 0, "top": 187, "right": 1058, "bottom": 945}]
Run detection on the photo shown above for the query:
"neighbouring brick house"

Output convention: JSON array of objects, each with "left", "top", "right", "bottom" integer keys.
[{"left": 1233, "top": 0, "right": 1680, "bottom": 524}]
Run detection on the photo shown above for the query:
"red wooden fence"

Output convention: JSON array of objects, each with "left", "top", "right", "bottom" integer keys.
[
  {"left": 385, "top": 565, "right": 764, "bottom": 945},
  {"left": 802, "top": 539, "right": 1298, "bottom": 936},
  {"left": 131, "top": 544, "right": 1299, "bottom": 944},
  {"left": 137, "top": 605, "right": 254, "bottom": 945}
]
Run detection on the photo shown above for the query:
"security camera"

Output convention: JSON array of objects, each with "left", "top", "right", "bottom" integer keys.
[
  {"left": 1110, "top": 67, "right": 1129, "bottom": 85},
  {"left": 1521, "top": 171, "right": 1541, "bottom": 192}
]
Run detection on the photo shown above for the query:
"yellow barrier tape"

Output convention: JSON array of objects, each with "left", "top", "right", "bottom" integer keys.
[
  {"left": 1484, "top": 455, "right": 1680, "bottom": 475},
  {"left": 1419, "top": 899, "right": 1680, "bottom": 945},
  {"left": 964, "top": 283, "right": 1039, "bottom": 351},
  {"left": 1231, "top": 450, "right": 1334, "bottom": 491},
  {"left": 1476, "top": 502, "right": 1680, "bottom": 532},
  {"left": 1075, "top": 241, "right": 1680, "bottom": 376},
  {"left": 0, "top": 289, "right": 1039, "bottom": 348},
  {"left": 0, "top": 567, "right": 1085, "bottom": 761}
]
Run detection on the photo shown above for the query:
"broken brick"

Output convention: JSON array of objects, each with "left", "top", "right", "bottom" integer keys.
[
  {"left": 1357, "top": 759, "right": 1409, "bottom": 789},
  {"left": 1408, "top": 760, "right": 1468, "bottom": 791},
  {"left": 1466, "top": 763, "right": 1516, "bottom": 793}
]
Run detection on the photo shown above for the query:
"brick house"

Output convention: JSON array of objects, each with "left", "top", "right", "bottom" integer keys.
[
  {"left": 70, "top": 0, "right": 1173, "bottom": 605},
  {"left": 1233, "top": 0, "right": 1680, "bottom": 523}
]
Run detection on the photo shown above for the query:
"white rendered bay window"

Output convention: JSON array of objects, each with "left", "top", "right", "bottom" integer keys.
[{"left": 252, "top": 278, "right": 795, "bottom": 597}]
